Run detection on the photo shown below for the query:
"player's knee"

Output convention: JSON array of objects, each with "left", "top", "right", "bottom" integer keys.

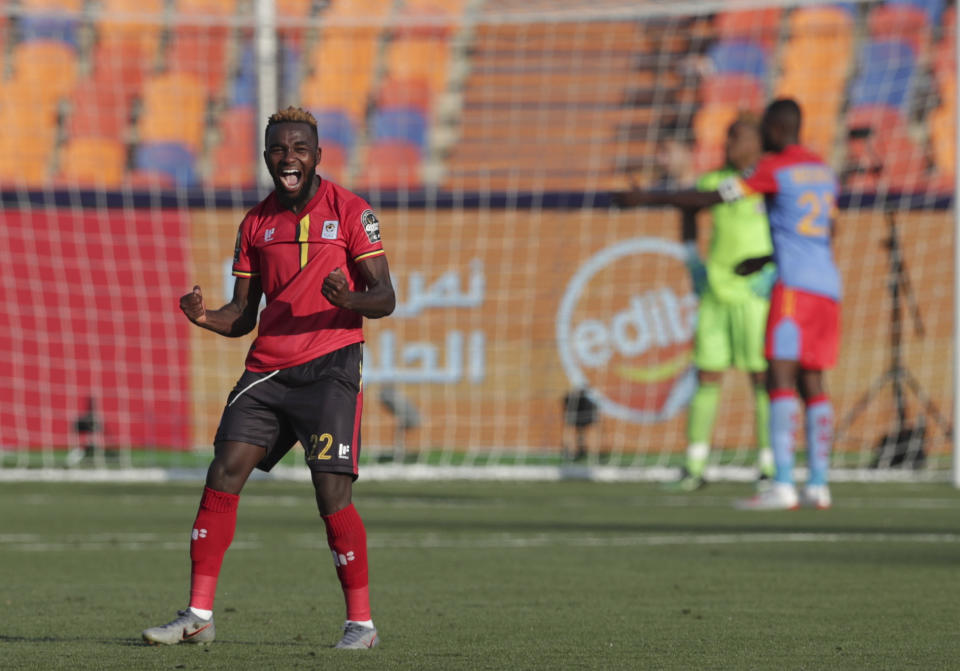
[{"left": 312, "top": 472, "right": 353, "bottom": 515}]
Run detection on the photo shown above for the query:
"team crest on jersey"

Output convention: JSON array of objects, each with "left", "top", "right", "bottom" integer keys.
[
  {"left": 322, "top": 220, "right": 339, "bottom": 240},
  {"left": 361, "top": 209, "right": 381, "bottom": 244}
]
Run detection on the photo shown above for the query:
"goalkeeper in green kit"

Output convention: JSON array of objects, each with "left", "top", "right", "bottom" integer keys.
[{"left": 668, "top": 115, "right": 775, "bottom": 491}]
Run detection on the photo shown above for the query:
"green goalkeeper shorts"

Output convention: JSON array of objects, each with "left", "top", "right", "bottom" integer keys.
[{"left": 694, "top": 290, "right": 769, "bottom": 373}]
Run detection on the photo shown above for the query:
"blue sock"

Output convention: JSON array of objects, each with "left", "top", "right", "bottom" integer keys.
[
  {"left": 805, "top": 395, "right": 834, "bottom": 486},
  {"left": 770, "top": 390, "right": 799, "bottom": 485}
]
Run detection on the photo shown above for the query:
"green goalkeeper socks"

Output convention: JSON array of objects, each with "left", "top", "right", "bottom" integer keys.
[
  {"left": 754, "top": 386, "right": 773, "bottom": 477},
  {"left": 686, "top": 383, "right": 720, "bottom": 477}
]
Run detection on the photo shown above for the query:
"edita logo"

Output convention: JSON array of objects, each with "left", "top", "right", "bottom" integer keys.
[{"left": 556, "top": 238, "right": 699, "bottom": 423}]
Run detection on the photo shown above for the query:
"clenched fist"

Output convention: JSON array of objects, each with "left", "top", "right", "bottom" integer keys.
[
  {"left": 180, "top": 285, "right": 206, "bottom": 323},
  {"left": 321, "top": 268, "right": 351, "bottom": 309}
]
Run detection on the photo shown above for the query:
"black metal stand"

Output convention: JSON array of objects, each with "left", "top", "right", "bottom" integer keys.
[{"left": 835, "top": 211, "right": 952, "bottom": 468}]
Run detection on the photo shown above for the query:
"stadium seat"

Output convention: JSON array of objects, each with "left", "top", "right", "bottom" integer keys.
[
  {"left": 929, "top": 104, "right": 954, "bottom": 180},
  {"left": 706, "top": 42, "right": 768, "bottom": 81},
  {"left": 377, "top": 77, "right": 433, "bottom": 115},
  {"left": 360, "top": 140, "right": 422, "bottom": 190},
  {"left": 19, "top": 15, "right": 79, "bottom": 49},
  {"left": 715, "top": 8, "right": 782, "bottom": 52},
  {"left": 0, "top": 81, "right": 58, "bottom": 185},
  {"left": 67, "top": 83, "right": 131, "bottom": 142},
  {"left": 57, "top": 137, "right": 127, "bottom": 188},
  {"left": 276, "top": 0, "right": 313, "bottom": 47},
  {"left": 867, "top": 3, "right": 930, "bottom": 59},
  {"left": 207, "top": 106, "right": 256, "bottom": 188},
  {"left": 318, "top": 142, "right": 348, "bottom": 185},
  {"left": 843, "top": 105, "right": 927, "bottom": 192},
  {"left": 133, "top": 142, "right": 199, "bottom": 188},
  {"left": 302, "top": 35, "right": 379, "bottom": 122},
  {"left": 91, "top": 40, "right": 155, "bottom": 107},
  {"left": 848, "top": 40, "right": 916, "bottom": 110},
  {"left": 11, "top": 41, "right": 78, "bottom": 105},
  {"left": 168, "top": 28, "right": 231, "bottom": 98},
  {"left": 700, "top": 73, "right": 765, "bottom": 109},
  {"left": 231, "top": 46, "right": 257, "bottom": 108},
  {"left": 312, "top": 109, "right": 357, "bottom": 152},
  {"left": 787, "top": 5, "right": 854, "bottom": 40},
  {"left": 98, "top": 0, "right": 165, "bottom": 58},
  {"left": 384, "top": 37, "right": 450, "bottom": 94},
  {"left": 887, "top": 0, "right": 945, "bottom": 25},
  {"left": 372, "top": 108, "right": 429, "bottom": 151},
  {"left": 138, "top": 73, "right": 208, "bottom": 152},
  {"left": 125, "top": 170, "right": 176, "bottom": 189}
]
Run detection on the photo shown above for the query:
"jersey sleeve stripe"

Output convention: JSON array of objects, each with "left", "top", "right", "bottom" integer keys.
[
  {"left": 354, "top": 249, "right": 385, "bottom": 262},
  {"left": 233, "top": 270, "right": 259, "bottom": 278}
]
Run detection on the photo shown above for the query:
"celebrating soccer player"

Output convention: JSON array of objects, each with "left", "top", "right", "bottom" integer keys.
[
  {"left": 616, "top": 99, "right": 840, "bottom": 510},
  {"left": 660, "top": 116, "right": 775, "bottom": 492},
  {"left": 142, "top": 107, "right": 395, "bottom": 648}
]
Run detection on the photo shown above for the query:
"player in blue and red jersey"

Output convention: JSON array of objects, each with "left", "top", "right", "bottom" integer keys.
[
  {"left": 143, "top": 107, "right": 394, "bottom": 648},
  {"left": 615, "top": 99, "right": 840, "bottom": 510}
]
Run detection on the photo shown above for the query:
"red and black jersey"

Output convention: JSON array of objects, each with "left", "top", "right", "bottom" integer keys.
[{"left": 233, "top": 178, "right": 385, "bottom": 371}]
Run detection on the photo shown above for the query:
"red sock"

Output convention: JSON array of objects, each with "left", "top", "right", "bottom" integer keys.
[
  {"left": 322, "top": 503, "right": 371, "bottom": 622},
  {"left": 188, "top": 487, "right": 239, "bottom": 612}
]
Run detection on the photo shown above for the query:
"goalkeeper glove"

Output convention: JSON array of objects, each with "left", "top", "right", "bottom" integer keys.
[
  {"left": 683, "top": 241, "right": 708, "bottom": 296},
  {"left": 748, "top": 262, "right": 778, "bottom": 299}
]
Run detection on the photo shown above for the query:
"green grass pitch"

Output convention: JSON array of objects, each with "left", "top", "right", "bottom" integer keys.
[{"left": 1, "top": 479, "right": 958, "bottom": 670}]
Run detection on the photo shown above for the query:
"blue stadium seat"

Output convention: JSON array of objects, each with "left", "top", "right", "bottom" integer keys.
[
  {"left": 371, "top": 107, "right": 428, "bottom": 151},
  {"left": 231, "top": 47, "right": 257, "bottom": 108},
  {"left": 707, "top": 41, "right": 768, "bottom": 81},
  {"left": 280, "top": 41, "right": 302, "bottom": 108},
  {"left": 887, "top": 0, "right": 945, "bottom": 24},
  {"left": 133, "top": 142, "right": 198, "bottom": 188},
  {"left": 312, "top": 109, "right": 356, "bottom": 151},
  {"left": 848, "top": 40, "right": 916, "bottom": 110},
  {"left": 19, "top": 15, "right": 78, "bottom": 48}
]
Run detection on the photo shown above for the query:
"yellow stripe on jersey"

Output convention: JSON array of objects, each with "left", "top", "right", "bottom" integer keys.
[
  {"left": 298, "top": 214, "right": 310, "bottom": 269},
  {"left": 354, "top": 249, "right": 385, "bottom": 262},
  {"left": 233, "top": 270, "right": 259, "bottom": 278}
]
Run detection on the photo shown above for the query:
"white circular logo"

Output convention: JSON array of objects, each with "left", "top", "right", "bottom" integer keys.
[{"left": 556, "top": 238, "right": 698, "bottom": 423}]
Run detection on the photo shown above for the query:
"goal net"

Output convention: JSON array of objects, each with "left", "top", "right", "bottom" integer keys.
[{"left": 0, "top": 0, "right": 955, "bottom": 482}]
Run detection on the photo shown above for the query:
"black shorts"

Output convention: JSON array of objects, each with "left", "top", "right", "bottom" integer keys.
[{"left": 214, "top": 343, "right": 363, "bottom": 478}]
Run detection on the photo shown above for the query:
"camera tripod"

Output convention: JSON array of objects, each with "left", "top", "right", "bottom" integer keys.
[{"left": 834, "top": 210, "right": 953, "bottom": 467}]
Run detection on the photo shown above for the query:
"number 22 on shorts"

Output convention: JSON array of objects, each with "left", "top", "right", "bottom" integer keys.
[{"left": 308, "top": 433, "right": 333, "bottom": 460}]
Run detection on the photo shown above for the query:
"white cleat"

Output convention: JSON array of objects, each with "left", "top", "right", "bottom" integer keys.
[
  {"left": 801, "top": 484, "right": 832, "bottom": 510},
  {"left": 734, "top": 482, "right": 799, "bottom": 510}
]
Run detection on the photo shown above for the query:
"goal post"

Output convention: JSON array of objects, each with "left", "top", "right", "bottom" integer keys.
[{"left": 0, "top": 0, "right": 956, "bottom": 484}]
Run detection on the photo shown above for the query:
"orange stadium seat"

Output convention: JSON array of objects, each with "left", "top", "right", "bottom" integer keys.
[
  {"left": 377, "top": 77, "right": 433, "bottom": 114},
  {"left": 302, "top": 35, "right": 379, "bottom": 122},
  {"left": 715, "top": 8, "right": 782, "bottom": 51},
  {"left": 57, "top": 137, "right": 127, "bottom": 188},
  {"left": 318, "top": 142, "right": 348, "bottom": 185},
  {"left": 11, "top": 41, "right": 78, "bottom": 105},
  {"left": 844, "top": 105, "right": 927, "bottom": 192},
  {"left": 360, "top": 140, "right": 422, "bottom": 190},
  {"left": 207, "top": 106, "right": 257, "bottom": 188},
  {"left": 788, "top": 5, "right": 853, "bottom": 40},
  {"left": 91, "top": 40, "right": 155, "bottom": 106},
  {"left": 384, "top": 37, "right": 449, "bottom": 94},
  {"left": 168, "top": 28, "right": 230, "bottom": 98},
  {"left": 0, "top": 82, "right": 57, "bottom": 185},
  {"left": 174, "top": 0, "right": 237, "bottom": 17},
  {"left": 700, "top": 73, "right": 765, "bottom": 110},
  {"left": 867, "top": 3, "right": 931, "bottom": 60},
  {"left": 98, "top": 0, "right": 165, "bottom": 58},
  {"left": 138, "top": 73, "right": 208, "bottom": 152},
  {"left": 276, "top": 0, "right": 314, "bottom": 46},
  {"left": 930, "top": 105, "right": 954, "bottom": 180},
  {"left": 67, "top": 83, "right": 131, "bottom": 142}
]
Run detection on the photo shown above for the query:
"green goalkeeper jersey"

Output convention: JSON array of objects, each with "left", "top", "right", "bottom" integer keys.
[{"left": 696, "top": 166, "right": 773, "bottom": 303}]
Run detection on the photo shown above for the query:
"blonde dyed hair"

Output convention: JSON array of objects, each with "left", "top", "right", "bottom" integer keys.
[{"left": 265, "top": 106, "right": 318, "bottom": 142}]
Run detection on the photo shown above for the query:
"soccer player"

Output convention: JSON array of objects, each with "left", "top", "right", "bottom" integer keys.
[
  {"left": 142, "top": 107, "right": 395, "bottom": 648},
  {"left": 665, "top": 116, "right": 775, "bottom": 491},
  {"left": 616, "top": 99, "right": 840, "bottom": 510}
]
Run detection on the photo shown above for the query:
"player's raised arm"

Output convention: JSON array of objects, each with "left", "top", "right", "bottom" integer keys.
[
  {"left": 322, "top": 254, "right": 396, "bottom": 319},
  {"left": 179, "top": 276, "right": 263, "bottom": 337}
]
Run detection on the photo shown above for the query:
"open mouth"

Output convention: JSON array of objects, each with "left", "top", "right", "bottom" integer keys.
[{"left": 279, "top": 168, "right": 303, "bottom": 191}]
